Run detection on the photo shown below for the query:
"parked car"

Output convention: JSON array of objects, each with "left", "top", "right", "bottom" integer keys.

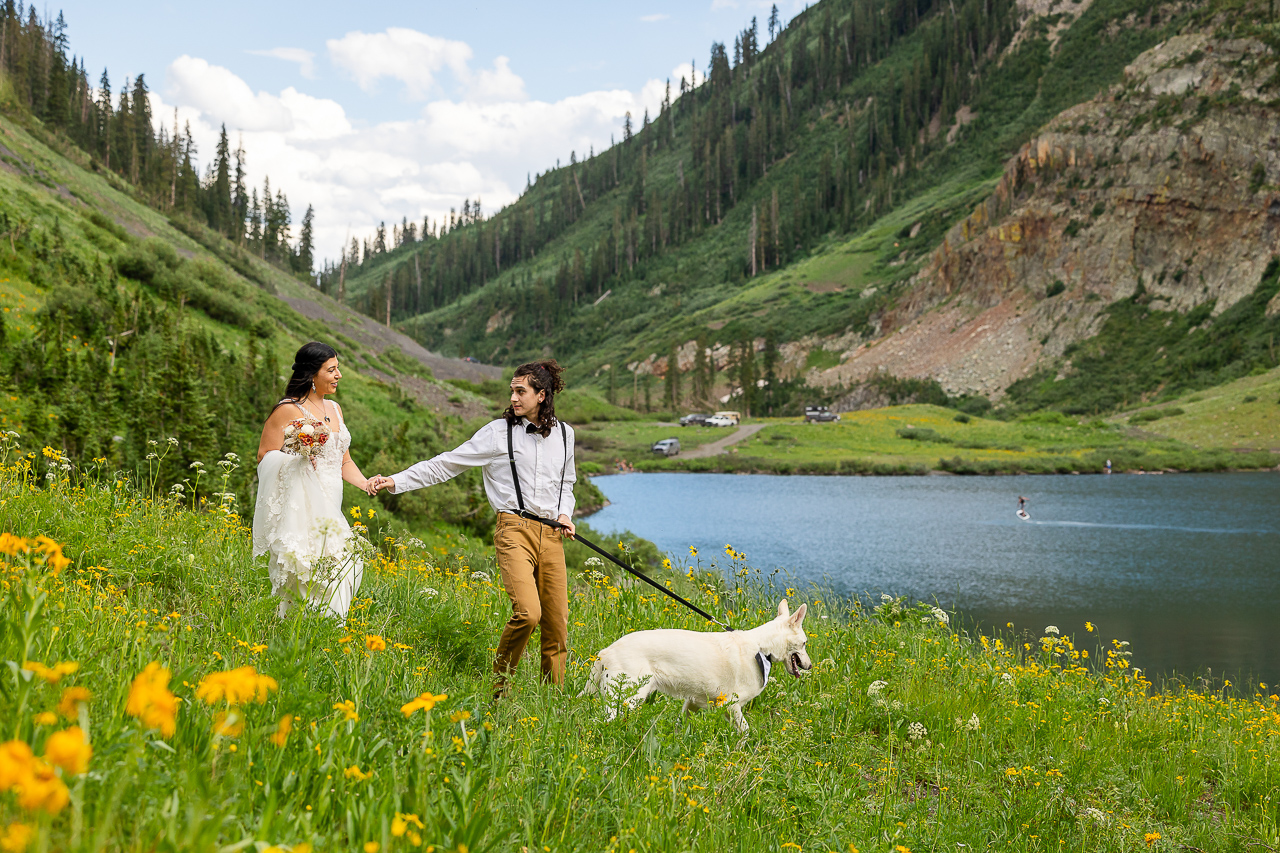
[
  {"left": 651, "top": 438, "right": 681, "bottom": 456},
  {"left": 804, "top": 405, "right": 840, "bottom": 423},
  {"left": 679, "top": 413, "right": 710, "bottom": 427},
  {"left": 705, "top": 414, "right": 737, "bottom": 427},
  {"left": 712, "top": 410, "right": 741, "bottom": 426}
]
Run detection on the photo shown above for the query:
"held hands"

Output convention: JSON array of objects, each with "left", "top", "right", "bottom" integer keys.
[{"left": 363, "top": 475, "right": 395, "bottom": 496}]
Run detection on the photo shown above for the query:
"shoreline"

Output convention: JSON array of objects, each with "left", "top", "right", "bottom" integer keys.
[{"left": 592, "top": 454, "right": 1280, "bottom": 478}]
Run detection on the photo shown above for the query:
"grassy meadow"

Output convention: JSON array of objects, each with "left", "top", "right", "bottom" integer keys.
[
  {"left": 1113, "top": 366, "right": 1280, "bottom": 452},
  {"left": 2, "top": 436, "right": 1279, "bottom": 852},
  {"left": 579, "top": 405, "right": 1279, "bottom": 476}
]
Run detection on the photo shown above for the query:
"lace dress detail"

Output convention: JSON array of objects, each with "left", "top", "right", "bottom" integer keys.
[{"left": 252, "top": 406, "right": 363, "bottom": 620}]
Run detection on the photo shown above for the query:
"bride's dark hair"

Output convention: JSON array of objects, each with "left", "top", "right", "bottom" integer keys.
[{"left": 273, "top": 341, "right": 338, "bottom": 410}]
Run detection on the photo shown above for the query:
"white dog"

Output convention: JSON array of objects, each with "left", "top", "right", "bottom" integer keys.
[{"left": 579, "top": 599, "right": 811, "bottom": 733}]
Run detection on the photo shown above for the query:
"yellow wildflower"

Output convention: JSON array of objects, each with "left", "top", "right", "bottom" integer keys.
[
  {"left": 14, "top": 759, "right": 68, "bottom": 814},
  {"left": 449, "top": 710, "right": 471, "bottom": 724},
  {"left": 364, "top": 844, "right": 380, "bottom": 853},
  {"left": 269, "top": 715, "right": 293, "bottom": 747},
  {"left": 334, "top": 700, "right": 359, "bottom": 721},
  {"left": 0, "top": 822, "right": 33, "bottom": 853},
  {"left": 21, "top": 661, "right": 79, "bottom": 684},
  {"left": 30, "top": 537, "right": 70, "bottom": 574},
  {"left": 126, "top": 663, "right": 179, "bottom": 738},
  {"left": 212, "top": 710, "right": 244, "bottom": 738},
  {"left": 31, "top": 713, "right": 57, "bottom": 727},
  {"left": 343, "top": 765, "right": 372, "bottom": 781},
  {"left": 1145, "top": 833, "right": 1161, "bottom": 847},
  {"left": 365, "top": 635, "right": 386, "bottom": 652},
  {"left": 0, "top": 533, "right": 30, "bottom": 557},
  {"left": 0, "top": 741, "right": 35, "bottom": 791},
  {"left": 196, "top": 666, "right": 278, "bottom": 706},
  {"left": 400, "top": 692, "right": 447, "bottom": 717},
  {"left": 56, "top": 687, "right": 91, "bottom": 720},
  {"left": 43, "top": 727, "right": 91, "bottom": 776}
]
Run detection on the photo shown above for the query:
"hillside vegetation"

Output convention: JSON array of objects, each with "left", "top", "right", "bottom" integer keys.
[
  {"left": 0, "top": 93, "right": 605, "bottom": 538},
  {"left": 2, "top": 450, "right": 1279, "bottom": 850},
  {"left": 326, "top": 0, "right": 1275, "bottom": 428}
]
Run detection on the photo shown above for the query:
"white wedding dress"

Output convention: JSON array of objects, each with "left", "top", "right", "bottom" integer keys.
[{"left": 252, "top": 403, "right": 363, "bottom": 620}]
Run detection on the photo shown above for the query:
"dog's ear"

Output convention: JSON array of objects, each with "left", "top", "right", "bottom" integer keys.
[
  {"left": 776, "top": 599, "right": 790, "bottom": 619},
  {"left": 788, "top": 603, "right": 807, "bottom": 626}
]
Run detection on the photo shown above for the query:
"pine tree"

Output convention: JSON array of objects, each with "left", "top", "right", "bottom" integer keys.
[
  {"left": 296, "top": 205, "right": 315, "bottom": 279},
  {"left": 210, "top": 125, "right": 232, "bottom": 235},
  {"left": 231, "top": 137, "right": 247, "bottom": 240}
]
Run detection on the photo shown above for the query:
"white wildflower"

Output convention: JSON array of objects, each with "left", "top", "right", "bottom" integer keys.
[
  {"left": 421, "top": 588, "right": 439, "bottom": 598},
  {"left": 1001, "top": 672, "right": 1014, "bottom": 685},
  {"left": 470, "top": 571, "right": 491, "bottom": 582},
  {"left": 1081, "top": 807, "right": 1107, "bottom": 824},
  {"left": 189, "top": 461, "right": 205, "bottom": 471},
  {"left": 907, "top": 721, "right": 927, "bottom": 740},
  {"left": 167, "top": 437, "right": 179, "bottom": 446},
  {"left": 584, "top": 557, "right": 604, "bottom": 567},
  {"left": 1044, "top": 625, "right": 1060, "bottom": 636},
  {"left": 965, "top": 713, "right": 981, "bottom": 731},
  {"left": 931, "top": 606, "right": 950, "bottom": 626},
  {"left": 867, "top": 680, "right": 888, "bottom": 697},
  {"left": 889, "top": 700, "right": 904, "bottom": 711},
  {"left": 881, "top": 593, "right": 893, "bottom": 602},
  {"left": 1098, "top": 697, "right": 1110, "bottom": 705}
]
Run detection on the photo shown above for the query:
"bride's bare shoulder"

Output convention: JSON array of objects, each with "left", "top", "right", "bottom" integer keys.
[{"left": 262, "top": 401, "right": 299, "bottom": 428}]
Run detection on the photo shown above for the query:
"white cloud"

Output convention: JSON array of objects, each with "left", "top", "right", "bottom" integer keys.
[
  {"left": 469, "top": 56, "right": 527, "bottom": 103},
  {"left": 166, "top": 55, "right": 293, "bottom": 132},
  {"left": 640, "top": 13, "right": 670, "bottom": 21},
  {"left": 326, "top": 28, "right": 472, "bottom": 99},
  {"left": 155, "top": 47, "right": 677, "bottom": 262},
  {"left": 247, "top": 47, "right": 316, "bottom": 79}
]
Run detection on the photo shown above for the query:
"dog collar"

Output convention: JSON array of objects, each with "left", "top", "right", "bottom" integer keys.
[{"left": 756, "top": 652, "right": 773, "bottom": 686}]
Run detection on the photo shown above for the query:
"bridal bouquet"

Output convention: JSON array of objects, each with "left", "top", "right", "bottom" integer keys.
[{"left": 282, "top": 416, "right": 331, "bottom": 459}]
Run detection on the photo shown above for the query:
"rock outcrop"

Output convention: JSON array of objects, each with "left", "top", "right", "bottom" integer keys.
[{"left": 814, "top": 33, "right": 1279, "bottom": 403}]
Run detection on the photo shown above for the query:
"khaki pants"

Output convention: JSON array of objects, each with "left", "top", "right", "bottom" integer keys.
[{"left": 492, "top": 513, "right": 569, "bottom": 687}]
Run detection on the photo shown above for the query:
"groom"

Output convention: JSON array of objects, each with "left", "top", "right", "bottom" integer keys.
[{"left": 370, "top": 360, "right": 577, "bottom": 695}]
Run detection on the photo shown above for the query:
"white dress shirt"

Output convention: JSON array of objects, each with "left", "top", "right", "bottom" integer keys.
[{"left": 389, "top": 417, "right": 576, "bottom": 520}]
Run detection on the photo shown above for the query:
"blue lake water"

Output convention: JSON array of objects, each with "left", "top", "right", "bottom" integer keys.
[{"left": 586, "top": 471, "right": 1280, "bottom": 687}]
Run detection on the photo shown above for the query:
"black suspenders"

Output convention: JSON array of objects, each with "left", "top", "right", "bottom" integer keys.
[{"left": 506, "top": 419, "right": 568, "bottom": 523}]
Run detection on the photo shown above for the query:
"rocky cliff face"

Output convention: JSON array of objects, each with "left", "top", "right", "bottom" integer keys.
[{"left": 814, "top": 33, "right": 1280, "bottom": 404}]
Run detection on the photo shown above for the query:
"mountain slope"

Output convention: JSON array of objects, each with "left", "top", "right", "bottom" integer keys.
[
  {"left": 331, "top": 0, "right": 1214, "bottom": 418},
  {"left": 0, "top": 102, "right": 555, "bottom": 535},
  {"left": 812, "top": 29, "right": 1280, "bottom": 406}
]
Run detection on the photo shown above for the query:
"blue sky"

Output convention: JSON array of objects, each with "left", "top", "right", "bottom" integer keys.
[{"left": 58, "top": 1, "right": 801, "bottom": 260}]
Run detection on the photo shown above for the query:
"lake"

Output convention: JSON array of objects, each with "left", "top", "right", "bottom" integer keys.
[{"left": 586, "top": 471, "right": 1280, "bottom": 688}]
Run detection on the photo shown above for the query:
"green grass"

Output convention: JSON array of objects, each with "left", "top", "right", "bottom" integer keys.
[
  {"left": 3, "top": 442, "right": 1280, "bottom": 851},
  {"left": 1114, "top": 365, "right": 1280, "bottom": 450},
  {"left": 629, "top": 405, "right": 1278, "bottom": 475}
]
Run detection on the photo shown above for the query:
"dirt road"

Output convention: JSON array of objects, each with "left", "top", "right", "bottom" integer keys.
[{"left": 681, "top": 423, "right": 767, "bottom": 459}]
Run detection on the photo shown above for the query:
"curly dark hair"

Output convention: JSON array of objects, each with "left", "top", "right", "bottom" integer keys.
[
  {"left": 503, "top": 360, "right": 565, "bottom": 437},
  {"left": 272, "top": 341, "right": 338, "bottom": 411}
]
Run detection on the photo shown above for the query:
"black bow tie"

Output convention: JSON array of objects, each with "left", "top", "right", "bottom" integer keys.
[{"left": 525, "top": 422, "right": 541, "bottom": 434}]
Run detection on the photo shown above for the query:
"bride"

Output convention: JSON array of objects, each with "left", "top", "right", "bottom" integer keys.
[{"left": 252, "top": 341, "right": 375, "bottom": 620}]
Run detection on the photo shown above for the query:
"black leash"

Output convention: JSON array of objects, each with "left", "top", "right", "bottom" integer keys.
[{"left": 549, "top": 518, "right": 730, "bottom": 631}]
